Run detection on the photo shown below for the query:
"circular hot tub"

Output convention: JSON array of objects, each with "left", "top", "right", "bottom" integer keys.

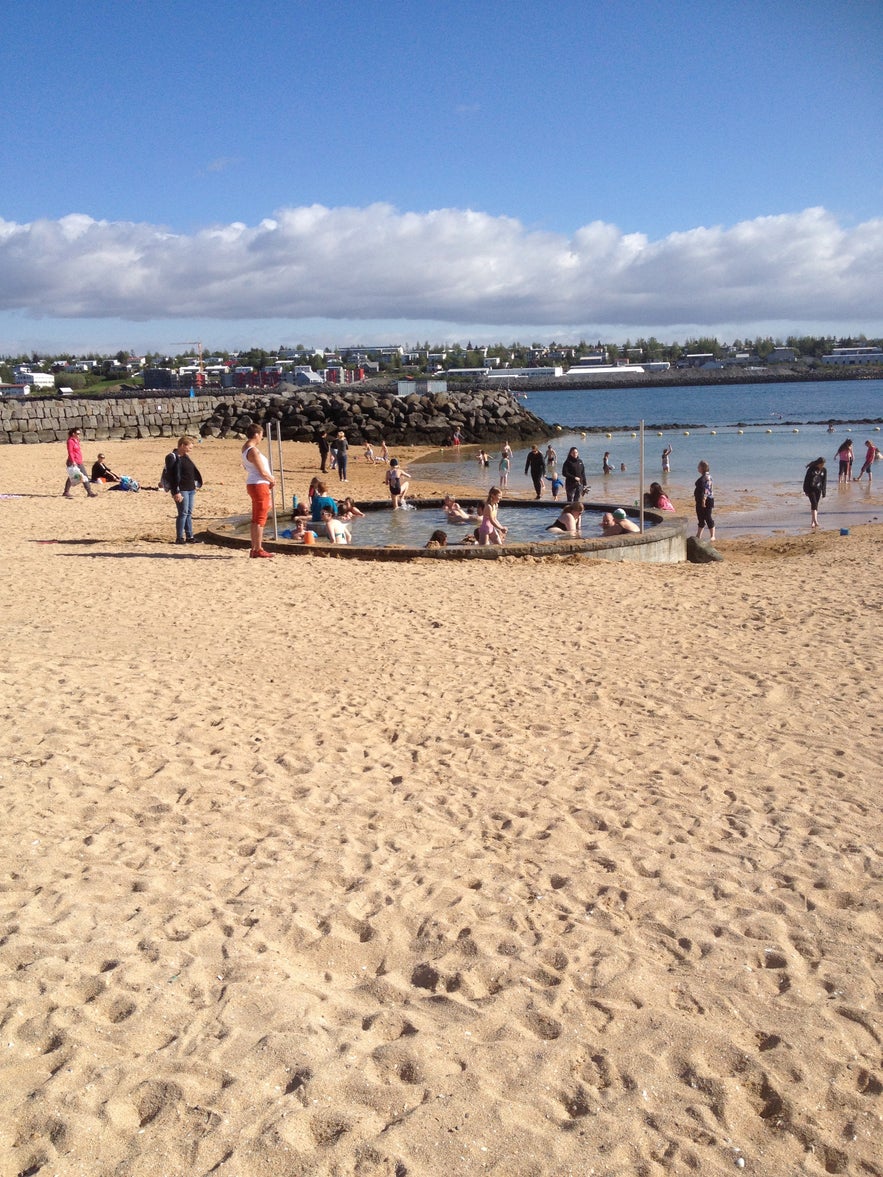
[{"left": 207, "top": 499, "right": 688, "bottom": 563}]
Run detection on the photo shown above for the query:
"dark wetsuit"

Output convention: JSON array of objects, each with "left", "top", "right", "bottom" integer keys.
[{"left": 524, "top": 451, "right": 546, "bottom": 498}]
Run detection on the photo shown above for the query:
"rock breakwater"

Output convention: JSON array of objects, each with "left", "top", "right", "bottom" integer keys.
[
  {"left": 0, "top": 388, "right": 550, "bottom": 446},
  {"left": 200, "top": 388, "right": 551, "bottom": 445}
]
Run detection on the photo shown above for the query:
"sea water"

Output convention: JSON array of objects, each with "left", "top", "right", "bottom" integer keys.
[
  {"left": 407, "top": 379, "right": 883, "bottom": 536},
  {"left": 520, "top": 378, "right": 883, "bottom": 431}
]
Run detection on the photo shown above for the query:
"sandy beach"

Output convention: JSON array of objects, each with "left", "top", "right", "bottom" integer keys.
[{"left": 1, "top": 437, "right": 881, "bottom": 1176}]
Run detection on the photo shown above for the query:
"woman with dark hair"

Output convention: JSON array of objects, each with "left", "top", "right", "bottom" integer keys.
[
  {"left": 561, "top": 447, "right": 587, "bottom": 503},
  {"left": 834, "top": 438, "right": 853, "bottom": 484},
  {"left": 802, "top": 457, "right": 826, "bottom": 529},
  {"left": 643, "top": 482, "right": 675, "bottom": 511}
]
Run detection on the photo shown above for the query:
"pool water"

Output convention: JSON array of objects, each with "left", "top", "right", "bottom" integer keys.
[{"left": 289, "top": 503, "right": 634, "bottom": 547}]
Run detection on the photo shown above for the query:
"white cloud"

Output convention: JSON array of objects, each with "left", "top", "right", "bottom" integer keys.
[{"left": 0, "top": 204, "right": 881, "bottom": 332}]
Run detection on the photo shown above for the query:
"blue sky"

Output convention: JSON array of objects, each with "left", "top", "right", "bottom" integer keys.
[{"left": 1, "top": 0, "right": 881, "bottom": 354}]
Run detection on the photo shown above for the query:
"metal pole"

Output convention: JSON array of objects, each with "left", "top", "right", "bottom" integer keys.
[
  {"left": 266, "top": 421, "right": 278, "bottom": 540},
  {"left": 639, "top": 419, "right": 645, "bottom": 532},
  {"left": 275, "top": 421, "right": 286, "bottom": 513}
]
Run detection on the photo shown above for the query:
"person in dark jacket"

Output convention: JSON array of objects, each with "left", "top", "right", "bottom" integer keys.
[
  {"left": 166, "top": 436, "right": 203, "bottom": 545},
  {"left": 316, "top": 431, "right": 330, "bottom": 472},
  {"left": 90, "top": 453, "right": 120, "bottom": 483},
  {"left": 561, "top": 447, "right": 587, "bottom": 503},
  {"left": 802, "top": 457, "right": 826, "bottom": 529},
  {"left": 524, "top": 445, "right": 546, "bottom": 499}
]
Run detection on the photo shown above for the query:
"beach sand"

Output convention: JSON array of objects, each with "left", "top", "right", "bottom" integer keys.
[{"left": 1, "top": 438, "right": 881, "bottom": 1176}]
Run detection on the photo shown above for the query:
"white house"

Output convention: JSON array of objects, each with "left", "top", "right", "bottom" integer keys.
[{"left": 13, "top": 367, "right": 55, "bottom": 388}]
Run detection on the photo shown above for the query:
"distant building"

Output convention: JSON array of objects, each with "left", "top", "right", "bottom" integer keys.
[
  {"left": 143, "top": 368, "right": 181, "bottom": 390},
  {"left": 396, "top": 379, "right": 447, "bottom": 397},
  {"left": 486, "top": 367, "right": 563, "bottom": 379},
  {"left": 13, "top": 367, "right": 55, "bottom": 388},
  {"left": 821, "top": 346, "right": 883, "bottom": 365}
]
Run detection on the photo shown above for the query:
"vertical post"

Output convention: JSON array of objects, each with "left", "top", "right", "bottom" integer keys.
[
  {"left": 275, "top": 422, "right": 286, "bottom": 512},
  {"left": 266, "top": 421, "right": 279, "bottom": 540},
  {"left": 639, "top": 419, "right": 645, "bottom": 532}
]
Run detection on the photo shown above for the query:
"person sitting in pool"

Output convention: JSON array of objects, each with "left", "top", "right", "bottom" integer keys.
[
  {"left": 425, "top": 530, "right": 448, "bottom": 549},
  {"left": 337, "top": 496, "right": 365, "bottom": 519},
  {"left": 321, "top": 507, "right": 351, "bottom": 544},
  {"left": 478, "top": 487, "right": 507, "bottom": 546},
  {"left": 546, "top": 502, "right": 584, "bottom": 535},
  {"left": 310, "top": 480, "right": 338, "bottom": 522},
  {"left": 601, "top": 508, "right": 640, "bottom": 535},
  {"left": 443, "top": 495, "right": 480, "bottom": 523},
  {"left": 643, "top": 482, "right": 675, "bottom": 511},
  {"left": 384, "top": 459, "right": 412, "bottom": 508}
]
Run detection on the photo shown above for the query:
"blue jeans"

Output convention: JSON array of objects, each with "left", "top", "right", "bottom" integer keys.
[{"left": 175, "top": 490, "right": 196, "bottom": 540}]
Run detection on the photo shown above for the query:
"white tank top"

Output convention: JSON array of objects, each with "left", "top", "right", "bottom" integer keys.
[{"left": 241, "top": 445, "right": 268, "bottom": 485}]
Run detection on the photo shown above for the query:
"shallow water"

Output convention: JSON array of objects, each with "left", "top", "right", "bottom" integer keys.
[{"left": 414, "top": 422, "right": 875, "bottom": 497}]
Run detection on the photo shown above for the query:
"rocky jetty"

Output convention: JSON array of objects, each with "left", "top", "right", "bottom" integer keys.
[{"left": 199, "top": 387, "right": 551, "bottom": 445}]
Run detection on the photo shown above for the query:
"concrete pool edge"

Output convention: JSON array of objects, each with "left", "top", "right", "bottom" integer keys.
[{"left": 205, "top": 500, "right": 689, "bottom": 563}]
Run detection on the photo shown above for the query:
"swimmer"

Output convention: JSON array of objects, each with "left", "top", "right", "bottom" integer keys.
[
  {"left": 338, "top": 496, "right": 365, "bottom": 519},
  {"left": 321, "top": 507, "right": 351, "bottom": 544},
  {"left": 601, "top": 508, "right": 640, "bottom": 536},
  {"left": 384, "top": 458, "right": 412, "bottom": 508},
  {"left": 425, "top": 530, "right": 448, "bottom": 549},
  {"left": 546, "top": 502, "right": 584, "bottom": 535},
  {"left": 443, "top": 495, "right": 479, "bottom": 523}
]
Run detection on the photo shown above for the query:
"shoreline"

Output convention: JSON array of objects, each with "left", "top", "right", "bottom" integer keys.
[{"left": 3, "top": 435, "right": 880, "bottom": 544}]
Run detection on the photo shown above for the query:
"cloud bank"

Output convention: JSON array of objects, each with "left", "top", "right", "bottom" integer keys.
[{"left": 1, "top": 204, "right": 881, "bottom": 332}]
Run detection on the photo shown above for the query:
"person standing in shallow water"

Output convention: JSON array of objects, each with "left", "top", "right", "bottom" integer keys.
[
  {"left": 854, "top": 439, "right": 879, "bottom": 483},
  {"left": 803, "top": 457, "right": 826, "bottom": 529},
  {"left": 834, "top": 438, "right": 853, "bottom": 485},
  {"left": 561, "top": 447, "right": 587, "bottom": 503},
  {"left": 524, "top": 445, "right": 546, "bottom": 499},
  {"left": 694, "top": 460, "right": 715, "bottom": 541}
]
